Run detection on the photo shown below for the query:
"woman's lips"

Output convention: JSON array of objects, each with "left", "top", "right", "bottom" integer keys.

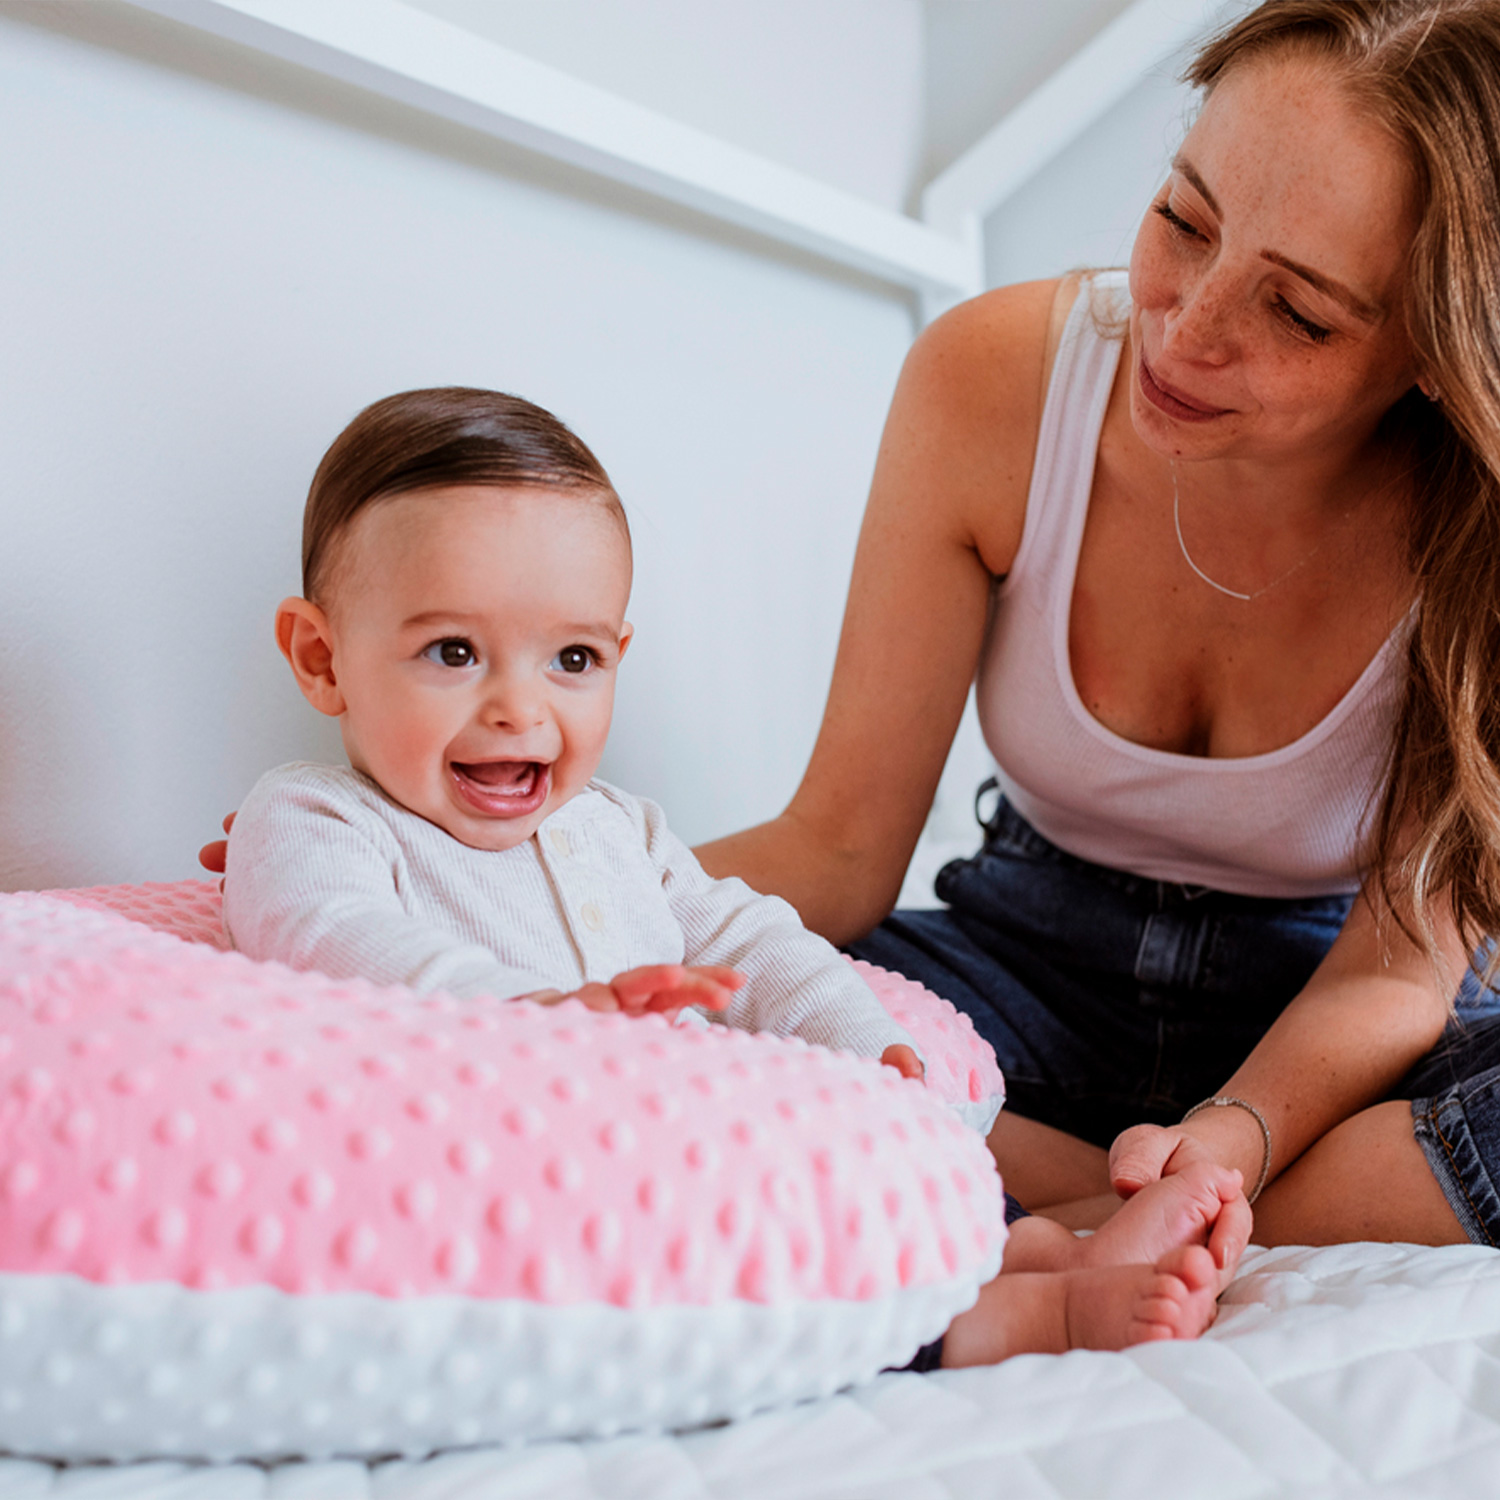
[
  {"left": 449, "top": 760, "right": 552, "bottom": 819},
  {"left": 1137, "top": 352, "right": 1230, "bottom": 423}
]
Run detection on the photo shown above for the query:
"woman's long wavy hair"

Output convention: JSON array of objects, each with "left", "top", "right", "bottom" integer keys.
[{"left": 1190, "top": 0, "right": 1500, "bottom": 986}]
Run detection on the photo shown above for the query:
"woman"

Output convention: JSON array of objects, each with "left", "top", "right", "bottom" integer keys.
[{"left": 693, "top": 0, "right": 1500, "bottom": 1247}]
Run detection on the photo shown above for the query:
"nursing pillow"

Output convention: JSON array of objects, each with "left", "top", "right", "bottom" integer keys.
[
  {"left": 0, "top": 884, "right": 1006, "bottom": 1463},
  {"left": 49, "top": 881, "right": 1006, "bottom": 1136}
]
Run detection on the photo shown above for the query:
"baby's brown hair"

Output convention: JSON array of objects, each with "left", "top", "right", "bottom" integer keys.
[{"left": 303, "top": 387, "right": 626, "bottom": 602}]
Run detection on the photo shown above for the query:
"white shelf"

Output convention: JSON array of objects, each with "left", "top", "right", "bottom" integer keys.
[{"left": 120, "top": 0, "right": 1223, "bottom": 313}]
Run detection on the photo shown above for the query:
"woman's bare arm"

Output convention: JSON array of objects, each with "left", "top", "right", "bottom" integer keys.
[
  {"left": 695, "top": 280, "right": 1061, "bottom": 942},
  {"left": 1109, "top": 885, "right": 1466, "bottom": 1197}
]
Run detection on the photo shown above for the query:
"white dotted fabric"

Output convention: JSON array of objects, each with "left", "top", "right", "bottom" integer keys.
[
  {"left": 5, "top": 1242, "right": 1500, "bottom": 1496},
  {"left": 0, "top": 1272, "right": 976, "bottom": 1463}
]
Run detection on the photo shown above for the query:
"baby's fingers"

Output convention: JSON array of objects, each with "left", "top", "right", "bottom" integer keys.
[
  {"left": 881, "top": 1044, "right": 925, "bottom": 1081},
  {"left": 669, "top": 966, "right": 745, "bottom": 1012},
  {"left": 685, "top": 965, "right": 745, "bottom": 989},
  {"left": 609, "top": 966, "right": 688, "bottom": 1012},
  {"left": 569, "top": 983, "right": 623, "bottom": 1013},
  {"left": 638, "top": 975, "right": 733, "bottom": 1013}
]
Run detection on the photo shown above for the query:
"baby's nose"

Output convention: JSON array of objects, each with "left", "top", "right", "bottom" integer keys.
[{"left": 483, "top": 676, "right": 547, "bottom": 729}]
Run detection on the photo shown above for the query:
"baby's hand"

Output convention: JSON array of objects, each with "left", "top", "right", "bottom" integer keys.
[
  {"left": 881, "top": 1043, "right": 924, "bottom": 1081},
  {"left": 610, "top": 963, "right": 744, "bottom": 1020},
  {"left": 519, "top": 966, "right": 745, "bottom": 1019},
  {"left": 519, "top": 984, "right": 620, "bottom": 1012}
]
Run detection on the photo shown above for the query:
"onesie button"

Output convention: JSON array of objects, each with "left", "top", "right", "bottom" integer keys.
[
  {"left": 580, "top": 901, "right": 605, "bottom": 932},
  {"left": 548, "top": 828, "right": 572, "bottom": 858}
]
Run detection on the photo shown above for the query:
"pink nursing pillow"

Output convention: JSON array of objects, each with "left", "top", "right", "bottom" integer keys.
[
  {"left": 0, "top": 886, "right": 1006, "bottom": 1462},
  {"left": 49, "top": 882, "right": 1005, "bottom": 1134}
]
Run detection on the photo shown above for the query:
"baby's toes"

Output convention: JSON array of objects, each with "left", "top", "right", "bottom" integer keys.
[
  {"left": 1127, "top": 1284, "right": 1190, "bottom": 1342},
  {"left": 1128, "top": 1247, "right": 1220, "bottom": 1341},
  {"left": 1159, "top": 1242, "right": 1220, "bottom": 1295}
]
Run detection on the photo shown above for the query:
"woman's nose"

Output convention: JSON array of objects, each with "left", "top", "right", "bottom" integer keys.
[{"left": 1162, "top": 274, "right": 1235, "bottom": 365}]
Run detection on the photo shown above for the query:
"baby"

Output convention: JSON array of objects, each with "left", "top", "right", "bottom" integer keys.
[
  {"left": 225, "top": 387, "right": 1249, "bottom": 1365},
  {"left": 225, "top": 387, "right": 923, "bottom": 1074}
]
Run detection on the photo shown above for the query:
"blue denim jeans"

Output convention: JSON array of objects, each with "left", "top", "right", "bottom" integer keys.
[
  {"left": 848, "top": 789, "right": 1500, "bottom": 1244},
  {"left": 1406, "top": 1008, "right": 1500, "bottom": 1246}
]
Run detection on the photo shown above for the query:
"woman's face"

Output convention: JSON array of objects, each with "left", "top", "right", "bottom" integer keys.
[{"left": 1128, "top": 53, "right": 1421, "bottom": 466}]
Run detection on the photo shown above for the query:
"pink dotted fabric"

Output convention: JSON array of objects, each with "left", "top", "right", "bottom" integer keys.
[
  {"left": 45, "top": 880, "right": 231, "bottom": 952},
  {"left": 0, "top": 891, "right": 1006, "bottom": 1306},
  {"left": 41, "top": 884, "right": 1004, "bottom": 1122},
  {"left": 849, "top": 959, "right": 1003, "bottom": 1117}
]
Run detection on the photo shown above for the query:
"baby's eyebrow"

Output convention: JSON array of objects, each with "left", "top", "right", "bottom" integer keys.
[
  {"left": 400, "top": 610, "right": 479, "bottom": 629},
  {"left": 560, "top": 621, "right": 623, "bottom": 642},
  {"left": 398, "top": 610, "right": 621, "bottom": 642}
]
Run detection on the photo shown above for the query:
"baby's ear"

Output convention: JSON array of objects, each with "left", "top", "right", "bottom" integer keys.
[
  {"left": 275, "top": 597, "right": 345, "bottom": 717},
  {"left": 617, "top": 622, "right": 634, "bottom": 661}
]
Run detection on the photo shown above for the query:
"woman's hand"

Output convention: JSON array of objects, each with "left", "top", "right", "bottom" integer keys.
[
  {"left": 199, "top": 812, "right": 235, "bottom": 876},
  {"left": 1109, "top": 1124, "right": 1225, "bottom": 1199},
  {"left": 881, "top": 1043, "right": 925, "bottom": 1080},
  {"left": 1106, "top": 1130, "right": 1252, "bottom": 1274}
]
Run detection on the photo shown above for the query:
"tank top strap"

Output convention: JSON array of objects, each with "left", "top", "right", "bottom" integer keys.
[{"left": 1002, "top": 272, "right": 1127, "bottom": 596}]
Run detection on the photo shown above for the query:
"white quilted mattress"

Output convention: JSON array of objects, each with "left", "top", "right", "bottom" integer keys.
[{"left": 3, "top": 1240, "right": 1499, "bottom": 1498}]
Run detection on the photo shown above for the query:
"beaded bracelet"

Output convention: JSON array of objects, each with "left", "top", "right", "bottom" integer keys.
[{"left": 1180, "top": 1095, "right": 1272, "bottom": 1205}]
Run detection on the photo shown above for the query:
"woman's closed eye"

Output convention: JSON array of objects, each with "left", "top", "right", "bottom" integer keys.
[
  {"left": 1272, "top": 296, "right": 1332, "bottom": 344},
  {"left": 1154, "top": 199, "right": 1334, "bottom": 345},
  {"left": 422, "top": 638, "right": 479, "bottom": 669},
  {"left": 1153, "top": 199, "right": 1202, "bottom": 240},
  {"left": 551, "top": 645, "right": 599, "bottom": 675}
]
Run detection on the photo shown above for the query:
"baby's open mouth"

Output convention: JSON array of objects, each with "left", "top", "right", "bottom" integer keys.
[{"left": 449, "top": 760, "right": 551, "bottom": 818}]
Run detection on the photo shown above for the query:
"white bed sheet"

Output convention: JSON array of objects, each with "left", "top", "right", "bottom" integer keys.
[{"left": 3, "top": 1240, "right": 1499, "bottom": 1499}]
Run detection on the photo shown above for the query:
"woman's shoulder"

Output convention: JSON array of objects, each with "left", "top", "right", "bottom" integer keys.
[
  {"left": 905, "top": 277, "right": 1074, "bottom": 413},
  {"left": 879, "top": 276, "right": 1079, "bottom": 573}
]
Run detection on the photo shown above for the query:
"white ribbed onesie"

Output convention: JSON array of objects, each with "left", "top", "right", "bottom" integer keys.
[
  {"left": 223, "top": 763, "right": 915, "bottom": 1061},
  {"left": 976, "top": 274, "right": 1409, "bottom": 899}
]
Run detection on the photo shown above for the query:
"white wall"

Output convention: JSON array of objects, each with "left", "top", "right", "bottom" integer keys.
[
  {"left": 0, "top": 1, "right": 922, "bottom": 892},
  {"left": 923, "top": 0, "right": 1140, "bottom": 189},
  {"left": 979, "top": 34, "right": 1215, "bottom": 290}
]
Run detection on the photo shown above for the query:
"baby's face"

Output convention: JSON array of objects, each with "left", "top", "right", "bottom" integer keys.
[{"left": 324, "top": 485, "right": 632, "bottom": 851}]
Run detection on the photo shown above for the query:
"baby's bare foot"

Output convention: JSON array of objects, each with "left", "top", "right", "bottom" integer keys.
[
  {"left": 1076, "top": 1163, "right": 1249, "bottom": 1284},
  {"left": 1064, "top": 1245, "right": 1221, "bottom": 1351}
]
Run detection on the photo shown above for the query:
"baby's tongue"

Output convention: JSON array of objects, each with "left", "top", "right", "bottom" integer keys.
[{"left": 459, "top": 760, "right": 534, "bottom": 790}]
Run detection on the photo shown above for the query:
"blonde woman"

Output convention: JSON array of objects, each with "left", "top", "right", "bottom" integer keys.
[{"left": 694, "top": 0, "right": 1500, "bottom": 1247}]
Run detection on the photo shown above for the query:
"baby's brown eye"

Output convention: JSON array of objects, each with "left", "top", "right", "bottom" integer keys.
[
  {"left": 423, "top": 639, "right": 477, "bottom": 668},
  {"left": 553, "top": 646, "right": 593, "bottom": 674}
]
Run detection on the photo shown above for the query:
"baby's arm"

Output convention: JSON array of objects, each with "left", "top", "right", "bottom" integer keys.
[
  {"left": 224, "top": 764, "right": 547, "bottom": 1001},
  {"left": 625, "top": 791, "right": 919, "bottom": 1062}
]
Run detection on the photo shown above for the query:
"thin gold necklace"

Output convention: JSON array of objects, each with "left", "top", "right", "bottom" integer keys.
[{"left": 1171, "top": 461, "right": 1337, "bottom": 602}]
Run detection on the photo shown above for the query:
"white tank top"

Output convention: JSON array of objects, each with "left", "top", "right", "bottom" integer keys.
[{"left": 975, "top": 274, "right": 1408, "bottom": 898}]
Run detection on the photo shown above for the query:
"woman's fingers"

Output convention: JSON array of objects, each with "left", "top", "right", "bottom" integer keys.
[
  {"left": 1109, "top": 1124, "right": 1215, "bottom": 1197},
  {"left": 1207, "top": 1180, "right": 1253, "bottom": 1274}
]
